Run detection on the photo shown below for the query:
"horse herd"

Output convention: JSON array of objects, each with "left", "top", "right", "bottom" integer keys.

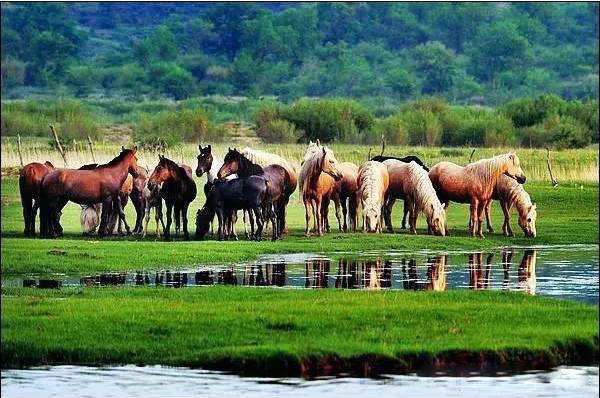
[{"left": 18, "top": 142, "right": 537, "bottom": 241}]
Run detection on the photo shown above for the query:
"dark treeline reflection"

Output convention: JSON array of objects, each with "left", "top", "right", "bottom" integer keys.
[{"left": 46, "top": 250, "right": 539, "bottom": 295}]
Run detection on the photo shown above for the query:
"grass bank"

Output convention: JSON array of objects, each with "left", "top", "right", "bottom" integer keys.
[
  {"left": 1, "top": 287, "right": 597, "bottom": 376},
  {"left": 1, "top": 176, "right": 597, "bottom": 275}
]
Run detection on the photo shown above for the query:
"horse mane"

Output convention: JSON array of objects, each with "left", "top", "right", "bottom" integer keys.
[
  {"left": 229, "top": 150, "right": 265, "bottom": 176},
  {"left": 104, "top": 149, "right": 134, "bottom": 167},
  {"left": 78, "top": 163, "right": 98, "bottom": 170},
  {"left": 299, "top": 143, "right": 327, "bottom": 193},
  {"left": 465, "top": 153, "right": 512, "bottom": 186},
  {"left": 358, "top": 161, "right": 385, "bottom": 212},
  {"left": 497, "top": 175, "right": 532, "bottom": 215},
  {"left": 405, "top": 161, "right": 443, "bottom": 217},
  {"left": 371, "top": 155, "right": 429, "bottom": 171},
  {"left": 241, "top": 147, "right": 297, "bottom": 176}
]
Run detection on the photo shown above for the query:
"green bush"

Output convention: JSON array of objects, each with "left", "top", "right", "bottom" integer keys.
[
  {"left": 500, "top": 94, "right": 565, "bottom": 128},
  {"left": 371, "top": 114, "right": 409, "bottom": 145},
  {"left": 542, "top": 115, "right": 590, "bottom": 149},
  {"left": 256, "top": 119, "right": 300, "bottom": 143},
  {"left": 400, "top": 109, "right": 442, "bottom": 146},
  {"left": 440, "top": 107, "right": 516, "bottom": 147}
]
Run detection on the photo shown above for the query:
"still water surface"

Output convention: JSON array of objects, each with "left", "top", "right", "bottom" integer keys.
[{"left": 2, "top": 365, "right": 598, "bottom": 398}]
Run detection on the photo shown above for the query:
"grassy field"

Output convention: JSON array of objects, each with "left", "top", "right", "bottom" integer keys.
[
  {"left": 1, "top": 287, "right": 597, "bottom": 376},
  {"left": 1, "top": 174, "right": 598, "bottom": 275}
]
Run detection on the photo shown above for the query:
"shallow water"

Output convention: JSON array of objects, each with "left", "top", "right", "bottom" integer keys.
[
  {"left": 4, "top": 245, "right": 598, "bottom": 303},
  {"left": 2, "top": 365, "right": 598, "bottom": 398}
]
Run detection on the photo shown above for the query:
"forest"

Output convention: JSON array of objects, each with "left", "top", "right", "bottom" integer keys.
[{"left": 1, "top": 2, "right": 598, "bottom": 148}]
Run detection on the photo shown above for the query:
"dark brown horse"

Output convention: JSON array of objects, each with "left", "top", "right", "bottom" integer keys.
[
  {"left": 19, "top": 161, "right": 55, "bottom": 236},
  {"left": 147, "top": 155, "right": 197, "bottom": 240},
  {"left": 217, "top": 148, "right": 294, "bottom": 240},
  {"left": 39, "top": 147, "right": 139, "bottom": 238}
]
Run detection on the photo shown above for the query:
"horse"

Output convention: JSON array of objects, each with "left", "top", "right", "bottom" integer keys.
[
  {"left": 195, "top": 177, "right": 277, "bottom": 241},
  {"left": 330, "top": 162, "right": 359, "bottom": 232},
  {"left": 142, "top": 182, "right": 165, "bottom": 239},
  {"left": 39, "top": 147, "right": 139, "bottom": 238},
  {"left": 147, "top": 155, "right": 197, "bottom": 240},
  {"left": 518, "top": 249, "right": 537, "bottom": 295},
  {"left": 240, "top": 146, "right": 299, "bottom": 234},
  {"left": 299, "top": 141, "right": 343, "bottom": 236},
  {"left": 428, "top": 153, "right": 526, "bottom": 237},
  {"left": 382, "top": 160, "right": 446, "bottom": 236},
  {"left": 80, "top": 203, "right": 102, "bottom": 235},
  {"left": 481, "top": 175, "right": 537, "bottom": 237},
  {"left": 357, "top": 161, "right": 389, "bottom": 233},
  {"left": 371, "top": 155, "right": 429, "bottom": 171},
  {"left": 217, "top": 148, "right": 294, "bottom": 240},
  {"left": 19, "top": 161, "right": 55, "bottom": 236},
  {"left": 196, "top": 144, "right": 243, "bottom": 239},
  {"left": 401, "top": 256, "right": 447, "bottom": 291},
  {"left": 129, "top": 166, "right": 149, "bottom": 234}
]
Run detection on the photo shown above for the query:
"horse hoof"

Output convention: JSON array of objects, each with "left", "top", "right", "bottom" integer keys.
[{"left": 184, "top": 235, "right": 190, "bottom": 241}]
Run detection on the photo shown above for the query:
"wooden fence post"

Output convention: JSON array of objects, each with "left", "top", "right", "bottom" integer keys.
[
  {"left": 87, "top": 136, "right": 96, "bottom": 163},
  {"left": 17, "top": 133, "right": 24, "bottom": 167},
  {"left": 49, "top": 125, "right": 68, "bottom": 167},
  {"left": 546, "top": 147, "right": 558, "bottom": 187},
  {"left": 469, "top": 148, "right": 476, "bottom": 163}
]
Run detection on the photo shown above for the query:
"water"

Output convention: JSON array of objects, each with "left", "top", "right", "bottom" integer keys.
[
  {"left": 5, "top": 245, "right": 598, "bottom": 303},
  {"left": 2, "top": 365, "right": 598, "bottom": 398}
]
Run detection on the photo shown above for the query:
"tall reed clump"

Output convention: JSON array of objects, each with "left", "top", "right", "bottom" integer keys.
[
  {"left": 1, "top": 99, "right": 100, "bottom": 150},
  {"left": 132, "top": 107, "right": 225, "bottom": 151}
]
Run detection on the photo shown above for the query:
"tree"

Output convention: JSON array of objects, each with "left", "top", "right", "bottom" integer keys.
[{"left": 413, "top": 41, "right": 457, "bottom": 94}]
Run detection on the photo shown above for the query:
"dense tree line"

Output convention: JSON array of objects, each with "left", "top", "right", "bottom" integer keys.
[{"left": 1, "top": 2, "right": 598, "bottom": 104}]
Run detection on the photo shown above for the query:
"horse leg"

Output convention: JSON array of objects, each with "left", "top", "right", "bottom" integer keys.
[
  {"left": 485, "top": 200, "right": 494, "bottom": 233},
  {"left": 469, "top": 199, "right": 479, "bottom": 237},
  {"left": 321, "top": 196, "right": 330, "bottom": 233},
  {"left": 401, "top": 199, "right": 410, "bottom": 230},
  {"left": 340, "top": 197, "right": 348, "bottom": 232},
  {"left": 182, "top": 202, "right": 191, "bottom": 241},
  {"left": 115, "top": 195, "right": 131, "bottom": 235},
  {"left": 253, "top": 207, "right": 264, "bottom": 241},
  {"left": 313, "top": 198, "right": 323, "bottom": 236},
  {"left": 143, "top": 205, "right": 151, "bottom": 238},
  {"left": 53, "top": 198, "right": 68, "bottom": 237},
  {"left": 21, "top": 191, "right": 33, "bottom": 236},
  {"left": 501, "top": 201, "right": 513, "bottom": 237},
  {"left": 216, "top": 208, "right": 225, "bottom": 241},
  {"left": 164, "top": 202, "right": 173, "bottom": 241},
  {"left": 230, "top": 211, "right": 239, "bottom": 241},
  {"left": 248, "top": 208, "right": 256, "bottom": 239},
  {"left": 304, "top": 198, "right": 312, "bottom": 237},
  {"left": 243, "top": 210, "right": 249, "bottom": 240},
  {"left": 174, "top": 204, "right": 181, "bottom": 237},
  {"left": 31, "top": 200, "right": 40, "bottom": 237},
  {"left": 408, "top": 199, "right": 418, "bottom": 235},
  {"left": 476, "top": 200, "right": 486, "bottom": 238},
  {"left": 269, "top": 206, "right": 278, "bottom": 241},
  {"left": 131, "top": 192, "right": 144, "bottom": 234},
  {"left": 385, "top": 197, "right": 396, "bottom": 233}
]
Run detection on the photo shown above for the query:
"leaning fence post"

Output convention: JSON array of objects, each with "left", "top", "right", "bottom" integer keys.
[
  {"left": 49, "top": 124, "right": 68, "bottom": 167},
  {"left": 17, "top": 133, "right": 24, "bottom": 167},
  {"left": 469, "top": 148, "right": 476, "bottom": 163},
  {"left": 546, "top": 147, "right": 558, "bottom": 187},
  {"left": 87, "top": 135, "right": 96, "bottom": 163}
]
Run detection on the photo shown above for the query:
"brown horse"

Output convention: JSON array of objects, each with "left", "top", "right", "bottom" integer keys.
[
  {"left": 39, "top": 147, "right": 139, "bottom": 238},
  {"left": 217, "top": 148, "right": 294, "bottom": 240},
  {"left": 299, "top": 141, "right": 343, "bottom": 236},
  {"left": 147, "top": 155, "right": 197, "bottom": 240},
  {"left": 428, "top": 153, "right": 526, "bottom": 238},
  {"left": 330, "top": 162, "right": 359, "bottom": 232},
  {"left": 19, "top": 161, "right": 55, "bottom": 236}
]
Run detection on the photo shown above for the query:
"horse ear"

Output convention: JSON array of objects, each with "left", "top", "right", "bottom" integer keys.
[
  {"left": 532, "top": 204, "right": 537, "bottom": 210},
  {"left": 199, "top": 144, "right": 203, "bottom": 151},
  {"left": 207, "top": 144, "right": 211, "bottom": 151},
  {"left": 132, "top": 146, "right": 137, "bottom": 153},
  {"left": 316, "top": 139, "right": 321, "bottom": 146},
  {"left": 431, "top": 203, "right": 435, "bottom": 212},
  {"left": 121, "top": 145, "right": 125, "bottom": 151}
]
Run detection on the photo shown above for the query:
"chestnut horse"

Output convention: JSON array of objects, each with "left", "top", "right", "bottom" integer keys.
[
  {"left": 217, "top": 148, "right": 294, "bottom": 240},
  {"left": 39, "top": 147, "right": 139, "bottom": 238},
  {"left": 148, "top": 155, "right": 197, "bottom": 240},
  {"left": 428, "top": 153, "right": 526, "bottom": 238},
  {"left": 19, "top": 161, "right": 55, "bottom": 236},
  {"left": 330, "top": 162, "right": 359, "bottom": 232},
  {"left": 299, "top": 142, "right": 343, "bottom": 236}
]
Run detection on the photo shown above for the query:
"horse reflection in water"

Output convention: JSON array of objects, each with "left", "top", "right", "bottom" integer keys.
[
  {"left": 468, "top": 253, "right": 494, "bottom": 290},
  {"left": 305, "top": 259, "right": 330, "bottom": 288},
  {"left": 402, "top": 256, "right": 448, "bottom": 291},
  {"left": 242, "top": 263, "right": 286, "bottom": 287},
  {"left": 518, "top": 249, "right": 537, "bottom": 295}
]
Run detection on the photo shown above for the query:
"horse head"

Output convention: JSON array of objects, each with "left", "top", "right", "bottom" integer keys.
[
  {"left": 428, "top": 203, "right": 447, "bottom": 236},
  {"left": 218, "top": 148, "right": 241, "bottom": 180},
  {"left": 196, "top": 144, "right": 213, "bottom": 177},
  {"left": 121, "top": 146, "right": 139, "bottom": 178},
  {"left": 503, "top": 153, "right": 526, "bottom": 184},
  {"left": 518, "top": 203, "right": 537, "bottom": 238},
  {"left": 319, "top": 147, "right": 343, "bottom": 181},
  {"left": 148, "top": 154, "right": 174, "bottom": 190},
  {"left": 44, "top": 161, "right": 55, "bottom": 170}
]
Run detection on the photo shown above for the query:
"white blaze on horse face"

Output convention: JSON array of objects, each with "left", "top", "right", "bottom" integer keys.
[{"left": 365, "top": 208, "right": 379, "bottom": 232}]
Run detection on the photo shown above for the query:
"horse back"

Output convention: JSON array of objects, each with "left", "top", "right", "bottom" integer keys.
[{"left": 19, "top": 162, "right": 52, "bottom": 200}]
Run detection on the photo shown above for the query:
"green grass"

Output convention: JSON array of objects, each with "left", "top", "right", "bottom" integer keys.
[
  {"left": 1, "top": 287, "right": 597, "bottom": 375},
  {"left": 1, "top": 175, "right": 597, "bottom": 275}
]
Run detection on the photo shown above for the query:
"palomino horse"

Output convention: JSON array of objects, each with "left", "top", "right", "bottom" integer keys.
[
  {"left": 19, "top": 161, "right": 55, "bottom": 236},
  {"left": 147, "top": 155, "right": 197, "bottom": 240},
  {"left": 39, "top": 147, "right": 139, "bottom": 238},
  {"left": 382, "top": 160, "right": 446, "bottom": 236},
  {"left": 217, "top": 148, "right": 294, "bottom": 240},
  {"left": 299, "top": 142, "right": 343, "bottom": 236},
  {"left": 357, "top": 161, "right": 389, "bottom": 233},
  {"left": 428, "top": 153, "right": 526, "bottom": 238},
  {"left": 483, "top": 174, "right": 537, "bottom": 237},
  {"left": 330, "top": 162, "right": 359, "bottom": 232}
]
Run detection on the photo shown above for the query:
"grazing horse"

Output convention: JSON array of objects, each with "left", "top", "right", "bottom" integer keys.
[
  {"left": 383, "top": 160, "right": 446, "bottom": 236},
  {"left": 196, "top": 144, "right": 242, "bottom": 239},
  {"left": 195, "top": 177, "right": 276, "bottom": 241},
  {"left": 217, "top": 148, "right": 294, "bottom": 240},
  {"left": 299, "top": 142, "right": 343, "bottom": 236},
  {"left": 147, "top": 155, "right": 197, "bottom": 240},
  {"left": 240, "top": 146, "right": 298, "bottom": 234},
  {"left": 481, "top": 175, "right": 537, "bottom": 238},
  {"left": 39, "top": 147, "right": 139, "bottom": 238},
  {"left": 19, "top": 161, "right": 55, "bottom": 236},
  {"left": 371, "top": 155, "right": 429, "bottom": 171},
  {"left": 357, "top": 161, "right": 389, "bottom": 233},
  {"left": 330, "top": 162, "right": 359, "bottom": 232},
  {"left": 428, "top": 153, "right": 526, "bottom": 238}
]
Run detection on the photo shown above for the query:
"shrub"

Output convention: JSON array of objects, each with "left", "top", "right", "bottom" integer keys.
[
  {"left": 371, "top": 114, "right": 409, "bottom": 145},
  {"left": 1, "top": 58, "right": 26, "bottom": 90},
  {"left": 256, "top": 119, "right": 300, "bottom": 143},
  {"left": 440, "top": 107, "right": 515, "bottom": 147},
  {"left": 542, "top": 115, "right": 590, "bottom": 149},
  {"left": 500, "top": 94, "right": 564, "bottom": 128},
  {"left": 400, "top": 109, "right": 442, "bottom": 146}
]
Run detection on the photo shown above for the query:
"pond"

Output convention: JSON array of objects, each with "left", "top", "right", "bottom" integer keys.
[
  {"left": 2, "top": 365, "right": 598, "bottom": 398},
  {"left": 4, "top": 245, "right": 598, "bottom": 303}
]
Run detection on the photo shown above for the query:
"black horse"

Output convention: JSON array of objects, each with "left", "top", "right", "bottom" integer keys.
[
  {"left": 370, "top": 155, "right": 429, "bottom": 172},
  {"left": 196, "top": 176, "right": 276, "bottom": 241}
]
